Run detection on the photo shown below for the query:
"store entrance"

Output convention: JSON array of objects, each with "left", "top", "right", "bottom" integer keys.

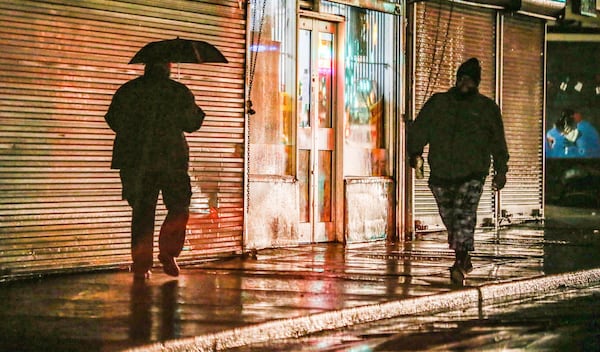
[{"left": 297, "top": 18, "right": 339, "bottom": 243}]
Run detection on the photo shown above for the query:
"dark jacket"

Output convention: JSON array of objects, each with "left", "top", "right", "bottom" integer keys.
[
  {"left": 407, "top": 87, "right": 509, "bottom": 184},
  {"left": 105, "top": 75, "right": 205, "bottom": 171}
]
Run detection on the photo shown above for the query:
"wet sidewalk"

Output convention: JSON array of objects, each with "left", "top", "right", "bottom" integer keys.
[{"left": 1, "top": 206, "right": 600, "bottom": 352}]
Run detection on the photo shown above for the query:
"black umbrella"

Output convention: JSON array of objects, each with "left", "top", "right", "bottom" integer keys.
[{"left": 129, "top": 37, "right": 228, "bottom": 64}]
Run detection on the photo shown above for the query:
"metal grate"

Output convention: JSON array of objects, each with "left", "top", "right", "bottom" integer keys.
[
  {"left": 499, "top": 14, "right": 544, "bottom": 222},
  {"left": 412, "top": 1, "right": 497, "bottom": 231},
  {"left": 0, "top": 0, "right": 246, "bottom": 279}
]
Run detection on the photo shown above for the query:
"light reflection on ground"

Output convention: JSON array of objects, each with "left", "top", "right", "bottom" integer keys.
[
  {"left": 0, "top": 205, "right": 598, "bottom": 351},
  {"left": 229, "top": 285, "right": 600, "bottom": 351}
]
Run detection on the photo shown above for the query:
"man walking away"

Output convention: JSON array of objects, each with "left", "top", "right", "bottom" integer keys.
[
  {"left": 105, "top": 62, "right": 205, "bottom": 279},
  {"left": 407, "top": 58, "right": 509, "bottom": 285}
]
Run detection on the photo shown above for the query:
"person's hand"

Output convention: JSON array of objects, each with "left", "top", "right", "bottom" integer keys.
[
  {"left": 409, "top": 155, "right": 422, "bottom": 168},
  {"left": 492, "top": 173, "right": 506, "bottom": 191}
]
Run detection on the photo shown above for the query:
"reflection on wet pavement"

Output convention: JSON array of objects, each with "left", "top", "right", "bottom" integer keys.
[
  {"left": 0, "top": 211, "right": 599, "bottom": 351},
  {"left": 239, "top": 284, "right": 600, "bottom": 351}
]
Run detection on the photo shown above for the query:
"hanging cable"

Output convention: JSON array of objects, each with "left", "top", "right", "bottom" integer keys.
[
  {"left": 245, "top": 0, "right": 267, "bottom": 215},
  {"left": 423, "top": 0, "right": 444, "bottom": 100},
  {"left": 423, "top": 0, "right": 454, "bottom": 100},
  {"left": 429, "top": 0, "right": 454, "bottom": 97},
  {"left": 246, "top": 0, "right": 267, "bottom": 115}
]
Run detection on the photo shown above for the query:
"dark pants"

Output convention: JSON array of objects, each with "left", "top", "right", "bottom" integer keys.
[
  {"left": 120, "top": 168, "right": 192, "bottom": 273},
  {"left": 429, "top": 179, "right": 484, "bottom": 252}
]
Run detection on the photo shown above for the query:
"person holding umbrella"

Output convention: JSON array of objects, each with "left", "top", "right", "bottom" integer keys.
[
  {"left": 407, "top": 58, "right": 509, "bottom": 286},
  {"left": 105, "top": 60, "right": 204, "bottom": 279},
  {"left": 105, "top": 38, "right": 227, "bottom": 279}
]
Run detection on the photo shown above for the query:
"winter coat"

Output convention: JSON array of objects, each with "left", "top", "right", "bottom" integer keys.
[
  {"left": 105, "top": 75, "right": 205, "bottom": 171},
  {"left": 407, "top": 87, "right": 509, "bottom": 184}
]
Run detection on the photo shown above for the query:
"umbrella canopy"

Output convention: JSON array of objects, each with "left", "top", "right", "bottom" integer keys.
[{"left": 129, "top": 38, "right": 228, "bottom": 64}]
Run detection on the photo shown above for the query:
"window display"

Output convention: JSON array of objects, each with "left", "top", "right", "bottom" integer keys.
[
  {"left": 248, "top": 0, "right": 296, "bottom": 175},
  {"left": 321, "top": 3, "right": 396, "bottom": 177},
  {"left": 546, "top": 42, "right": 600, "bottom": 159}
]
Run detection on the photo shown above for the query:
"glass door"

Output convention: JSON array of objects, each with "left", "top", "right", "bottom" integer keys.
[{"left": 297, "top": 18, "right": 338, "bottom": 243}]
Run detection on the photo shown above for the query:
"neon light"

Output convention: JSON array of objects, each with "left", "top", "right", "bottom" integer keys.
[{"left": 249, "top": 44, "right": 279, "bottom": 52}]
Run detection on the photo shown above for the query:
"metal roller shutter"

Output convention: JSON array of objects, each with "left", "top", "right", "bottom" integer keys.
[
  {"left": 499, "top": 14, "right": 544, "bottom": 221},
  {"left": 412, "top": 1, "right": 497, "bottom": 231},
  {"left": 0, "top": 0, "right": 245, "bottom": 279}
]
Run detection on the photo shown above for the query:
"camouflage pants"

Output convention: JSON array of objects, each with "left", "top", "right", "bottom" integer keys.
[{"left": 429, "top": 179, "right": 484, "bottom": 252}]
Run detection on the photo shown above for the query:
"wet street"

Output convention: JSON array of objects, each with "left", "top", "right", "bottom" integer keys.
[
  {"left": 2, "top": 1, "right": 598, "bottom": 350},
  {"left": 0, "top": 205, "right": 599, "bottom": 351},
  {"left": 230, "top": 283, "right": 600, "bottom": 351}
]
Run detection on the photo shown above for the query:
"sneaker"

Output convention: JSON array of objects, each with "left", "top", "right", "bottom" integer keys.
[
  {"left": 455, "top": 251, "right": 474, "bottom": 274},
  {"left": 133, "top": 270, "right": 151, "bottom": 280},
  {"left": 158, "top": 254, "right": 180, "bottom": 277},
  {"left": 463, "top": 253, "right": 473, "bottom": 273},
  {"left": 449, "top": 265, "right": 465, "bottom": 286}
]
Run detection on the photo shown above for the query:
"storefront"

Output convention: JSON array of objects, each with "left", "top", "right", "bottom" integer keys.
[
  {"left": 0, "top": 0, "right": 246, "bottom": 280},
  {"left": 407, "top": 0, "right": 565, "bottom": 233},
  {"left": 545, "top": 2, "right": 600, "bottom": 206},
  {"left": 245, "top": 0, "right": 402, "bottom": 247},
  {"left": 0, "top": 0, "right": 568, "bottom": 280}
]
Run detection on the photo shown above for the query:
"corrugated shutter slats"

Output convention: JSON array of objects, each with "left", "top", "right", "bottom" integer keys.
[
  {"left": 413, "top": 1, "right": 497, "bottom": 229},
  {"left": 0, "top": 0, "right": 245, "bottom": 279},
  {"left": 500, "top": 15, "right": 544, "bottom": 219}
]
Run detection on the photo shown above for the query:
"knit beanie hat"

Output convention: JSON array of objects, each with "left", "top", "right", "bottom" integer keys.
[{"left": 456, "top": 58, "right": 481, "bottom": 86}]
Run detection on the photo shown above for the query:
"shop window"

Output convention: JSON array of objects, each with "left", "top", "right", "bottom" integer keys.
[
  {"left": 345, "top": 78, "right": 387, "bottom": 176},
  {"left": 248, "top": 0, "right": 296, "bottom": 176},
  {"left": 345, "top": 7, "right": 395, "bottom": 177},
  {"left": 322, "top": 4, "right": 397, "bottom": 177}
]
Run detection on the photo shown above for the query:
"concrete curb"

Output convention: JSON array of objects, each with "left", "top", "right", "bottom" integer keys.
[
  {"left": 126, "top": 268, "right": 600, "bottom": 352},
  {"left": 479, "top": 268, "right": 600, "bottom": 302}
]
